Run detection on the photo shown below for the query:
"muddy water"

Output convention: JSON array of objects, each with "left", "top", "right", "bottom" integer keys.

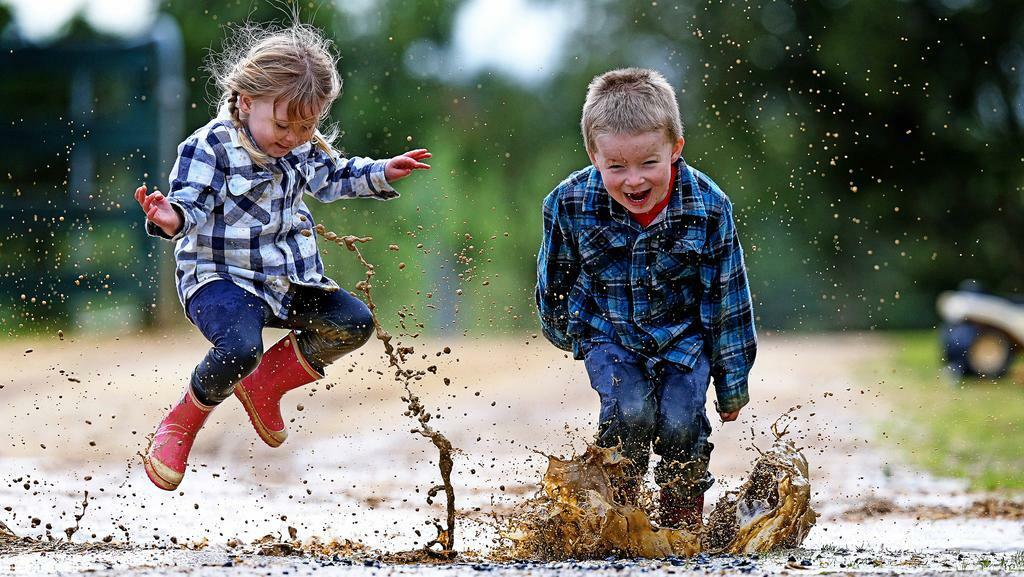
[
  {"left": 496, "top": 444, "right": 701, "bottom": 560},
  {"left": 497, "top": 419, "right": 816, "bottom": 561},
  {"left": 703, "top": 432, "right": 817, "bottom": 553}
]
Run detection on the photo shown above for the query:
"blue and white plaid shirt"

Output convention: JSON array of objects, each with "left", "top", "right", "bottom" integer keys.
[
  {"left": 146, "top": 115, "right": 396, "bottom": 320},
  {"left": 536, "top": 158, "right": 757, "bottom": 412}
]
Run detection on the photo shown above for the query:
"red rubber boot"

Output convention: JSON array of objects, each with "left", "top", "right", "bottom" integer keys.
[
  {"left": 143, "top": 386, "right": 212, "bottom": 491},
  {"left": 234, "top": 332, "right": 323, "bottom": 447}
]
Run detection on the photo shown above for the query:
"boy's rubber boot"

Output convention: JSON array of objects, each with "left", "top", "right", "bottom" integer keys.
[
  {"left": 143, "top": 386, "right": 213, "bottom": 491},
  {"left": 659, "top": 490, "right": 704, "bottom": 531},
  {"left": 234, "top": 332, "right": 323, "bottom": 448}
]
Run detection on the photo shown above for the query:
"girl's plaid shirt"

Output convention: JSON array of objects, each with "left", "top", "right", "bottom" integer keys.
[
  {"left": 535, "top": 159, "right": 757, "bottom": 413},
  {"left": 146, "top": 117, "right": 396, "bottom": 320}
]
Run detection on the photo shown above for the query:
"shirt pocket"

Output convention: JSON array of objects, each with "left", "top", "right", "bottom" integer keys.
[
  {"left": 224, "top": 173, "right": 274, "bottom": 227},
  {"left": 578, "top": 225, "right": 630, "bottom": 283},
  {"left": 650, "top": 231, "right": 704, "bottom": 318},
  {"left": 654, "top": 234, "right": 702, "bottom": 279}
]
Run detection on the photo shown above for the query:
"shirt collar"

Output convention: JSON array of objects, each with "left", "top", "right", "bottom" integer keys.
[
  {"left": 223, "top": 120, "right": 247, "bottom": 150},
  {"left": 666, "top": 157, "right": 707, "bottom": 220}
]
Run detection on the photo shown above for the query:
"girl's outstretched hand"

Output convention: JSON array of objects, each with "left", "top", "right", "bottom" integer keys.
[
  {"left": 384, "top": 149, "right": 432, "bottom": 182},
  {"left": 134, "top": 185, "right": 183, "bottom": 237}
]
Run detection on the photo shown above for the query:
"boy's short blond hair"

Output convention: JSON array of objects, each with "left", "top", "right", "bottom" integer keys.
[{"left": 581, "top": 68, "right": 683, "bottom": 154}]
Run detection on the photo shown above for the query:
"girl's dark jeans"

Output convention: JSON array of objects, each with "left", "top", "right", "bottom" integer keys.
[
  {"left": 185, "top": 280, "right": 374, "bottom": 406},
  {"left": 583, "top": 342, "right": 715, "bottom": 501}
]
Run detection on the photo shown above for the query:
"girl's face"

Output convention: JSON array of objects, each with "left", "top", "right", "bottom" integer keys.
[{"left": 239, "top": 95, "right": 320, "bottom": 158}]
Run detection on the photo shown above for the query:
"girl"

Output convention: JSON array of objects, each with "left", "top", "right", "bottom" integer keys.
[{"left": 135, "top": 23, "right": 430, "bottom": 491}]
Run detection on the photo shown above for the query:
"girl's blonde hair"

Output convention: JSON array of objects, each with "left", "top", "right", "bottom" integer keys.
[
  {"left": 209, "top": 22, "right": 341, "bottom": 166},
  {"left": 581, "top": 68, "right": 684, "bottom": 155}
]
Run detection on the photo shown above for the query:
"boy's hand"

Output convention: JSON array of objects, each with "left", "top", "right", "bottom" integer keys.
[
  {"left": 134, "top": 184, "right": 182, "bottom": 237},
  {"left": 384, "top": 149, "right": 431, "bottom": 182},
  {"left": 719, "top": 409, "right": 741, "bottom": 422}
]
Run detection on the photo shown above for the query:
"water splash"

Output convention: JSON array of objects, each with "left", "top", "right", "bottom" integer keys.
[
  {"left": 496, "top": 417, "right": 817, "bottom": 560},
  {"left": 495, "top": 445, "right": 700, "bottom": 560},
  {"left": 703, "top": 420, "right": 817, "bottom": 554}
]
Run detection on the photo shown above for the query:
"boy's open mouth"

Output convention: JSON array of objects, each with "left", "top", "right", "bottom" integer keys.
[{"left": 624, "top": 189, "right": 651, "bottom": 205}]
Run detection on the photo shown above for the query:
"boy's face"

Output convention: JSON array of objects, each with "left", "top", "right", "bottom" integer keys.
[
  {"left": 239, "top": 95, "right": 320, "bottom": 158},
  {"left": 588, "top": 131, "right": 685, "bottom": 214}
]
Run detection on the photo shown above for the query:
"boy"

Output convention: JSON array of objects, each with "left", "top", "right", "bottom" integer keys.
[{"left": 535, "top": 68, "right": 756, "bottom": 529}]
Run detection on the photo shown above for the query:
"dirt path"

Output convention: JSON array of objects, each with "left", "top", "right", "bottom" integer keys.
[{"left": 0, "top": 330, "right": 1021, "bottom": 575}]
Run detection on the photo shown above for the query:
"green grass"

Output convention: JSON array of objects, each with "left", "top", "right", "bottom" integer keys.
[{"left": 882, "top": 331, "right": 1024, "bottom": 491}]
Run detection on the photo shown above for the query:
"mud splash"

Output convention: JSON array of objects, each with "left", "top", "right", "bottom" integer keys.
[
  {"left": 703, "top": 425, "right": 817, "bottom": 553},
  {"left": 496, "top": 445, "right": 700, "bottom": 560},
  {"left": 248, "top": 528, "right": 370, "bottom": 558},
  {"left": 0, "top": 495, "right": 131, "bottom": 556},
  {"left": 314, "top": 225, "right": 458, "bottom": 560},
  {"left": 498, "top": 419, "right": 816, "bottom": 560},
  {"left": 1, "top": 519, "right": 16, "bottom": 542}
]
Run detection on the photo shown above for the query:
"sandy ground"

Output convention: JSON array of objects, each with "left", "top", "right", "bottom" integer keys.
[{"left": 1, "top": 329, "right": 1022, "bottom": 576}]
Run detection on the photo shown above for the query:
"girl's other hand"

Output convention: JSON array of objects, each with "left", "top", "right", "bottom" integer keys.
[
  {"left": 384, "top": 149, "right": 432, "bottom": 182},
  {"left": 134, "top": 185, "right": 183, "bottom": 237}
]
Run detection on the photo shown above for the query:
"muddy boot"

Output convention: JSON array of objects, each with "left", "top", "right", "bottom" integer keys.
[
  {"left": 144, "top": 386, "right": 212, "bottom": 491},
  {"left": 659, "top": 489, "right": 704, "bottom": 530},
  {"left": 234, "top": 332, "right": 323, "bottom": 447}
]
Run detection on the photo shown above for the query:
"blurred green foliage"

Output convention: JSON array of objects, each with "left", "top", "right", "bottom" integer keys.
[{"left": 2, "top": 0, "right": 1022, "bottom": 336}]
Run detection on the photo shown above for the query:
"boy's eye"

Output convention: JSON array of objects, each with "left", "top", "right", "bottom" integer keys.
[
  {"left": 644, "top": 160, "right": 658, "bottom": 165},
  {"left": 276, "top": 123, "right": 289, "bottom": 130}
]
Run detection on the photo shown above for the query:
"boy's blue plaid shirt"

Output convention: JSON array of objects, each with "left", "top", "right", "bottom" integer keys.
[
  {"left": 146, "top": 116, "right": 396, "bottom": 320},
  {"left": 536, "top": 158, "right": 757, "bottom": 413}
]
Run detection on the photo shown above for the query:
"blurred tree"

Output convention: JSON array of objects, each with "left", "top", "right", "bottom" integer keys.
[{"left": 3, "top": 0, "right": 1022, "bottom": 335}]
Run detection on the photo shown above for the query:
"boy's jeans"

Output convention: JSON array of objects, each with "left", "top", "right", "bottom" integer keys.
[
  {"left": 185, "top": 280, "right": 374, "bottom": 406},
  {"left": 583, "top": 342, "right": 715, "bottom": 501}
]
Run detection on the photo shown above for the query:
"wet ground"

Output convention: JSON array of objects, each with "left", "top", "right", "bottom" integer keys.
[{"left": 1, "top": 332, "right": 1022, "bottom": 575}]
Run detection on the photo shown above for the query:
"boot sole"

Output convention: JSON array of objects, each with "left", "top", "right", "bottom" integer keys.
[
  {"left": 234, "top": 383, "right": 287, "bottom": 448},
  {"left": 143, "top": 455, "right": 180, "bottom": 491}
]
